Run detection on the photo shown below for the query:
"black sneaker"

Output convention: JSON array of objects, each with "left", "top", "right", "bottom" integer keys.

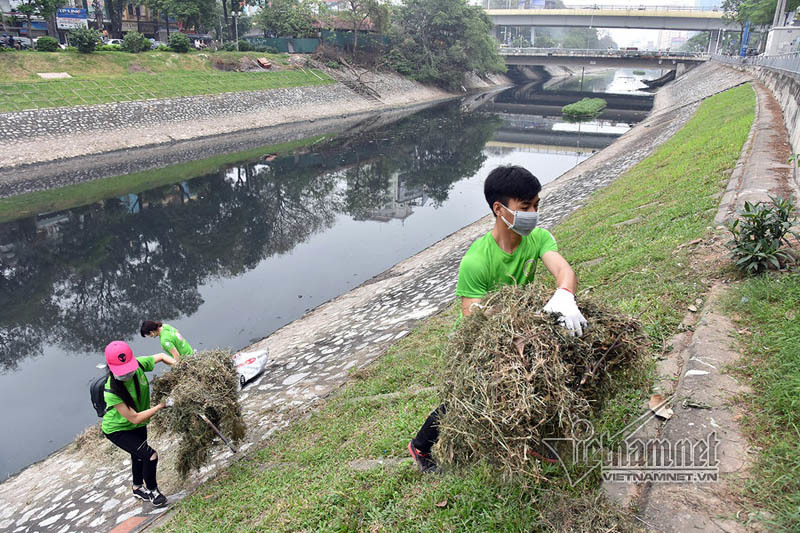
[
  {"left": 132, "top": 486, "right": 151, "bottom": 501},
  {"left": 149, "top": 488, "right": 168, "bottom": 507},
  {"left": 408, "top": 441, "right": 439, "bottom": 473}
]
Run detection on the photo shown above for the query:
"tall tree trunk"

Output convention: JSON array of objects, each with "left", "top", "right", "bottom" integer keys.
[
  {"left": 27, "top": 18, "right": 32, "bottom": 48},
  {"left": 106, "top": 0, "right": 123, "bottom": 38},
  {"left": 47, "top": 12, "right": 57, "bottom": 39},
  {"left": 221, "top": 0, "right": 229, "bottom": 40}
]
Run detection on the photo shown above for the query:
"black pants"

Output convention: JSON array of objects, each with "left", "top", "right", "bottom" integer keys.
[
  {"left": 104, "top": 426, "right": 158, "bottom": 490},
  {"left": 412, "top": 404, "right": 446, "bottom": 454}
]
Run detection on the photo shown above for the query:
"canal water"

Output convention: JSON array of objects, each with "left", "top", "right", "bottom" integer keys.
[{"left": 0, "top": 72, "right": 653, "bottom": 480}]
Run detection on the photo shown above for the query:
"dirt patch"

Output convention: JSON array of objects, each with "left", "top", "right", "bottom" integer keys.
[
  {"left": 210, "top": 55, "right": 278, "bottom": 72},
  {"left": 128, "top": 63, "right": 153, "bottom": 74}
]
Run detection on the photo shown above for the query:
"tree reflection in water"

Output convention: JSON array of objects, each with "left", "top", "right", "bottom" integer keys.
[{"left": 0, "top": 103, "right": 501, "bottom": 371}]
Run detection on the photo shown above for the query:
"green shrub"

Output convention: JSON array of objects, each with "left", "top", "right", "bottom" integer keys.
[
  {"left": 0, "top": 45, "right": 14, "bottom": 52},
  {"left": 168, "top": 32, "right": 190, "bottom": 53},
  {"left": 96, "top": 44, "right": 123, "bottom": 51},
  {"left": 238, "top": 39, "right": 251, "bottom": 51},
  {"left": 223, "top": 42, "right": 236, "bottom": 51},
  {"left": 726, "top": 196, "right": 799, "bottom": 274},
  {"left": 156, "top": 44, "right": 169, "bottom": 51},
  {"left": 122, "top": 31, "right": 148, "bottom": 53},
  {"left": 562, "top": 97, "right": 607, "bottom": 118},
  {"left": 265, "top": 46, "right": 278, "bottom": 54},
  {"left": 632, "top": 69, "right": 646, "bottom": 75},
  {"left": 36, "top": 36, "right": 60, "bottom": 52},
  {"left": 70, "top": 27, "right": 101, "bottom": 53},
  {"left": 326, "top": 60, "right": 339, "bottom": 69}
]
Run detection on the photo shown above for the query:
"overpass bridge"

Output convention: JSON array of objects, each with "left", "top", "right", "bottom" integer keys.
[
  {"left": 500, "top": 48, "right": 708, "bottom": 70},
  {"left": 486, "top": 5, "right": 740, "bottom": 55},
  {"left": 485, "top": 5, "right": 737, "bottom": 31}
]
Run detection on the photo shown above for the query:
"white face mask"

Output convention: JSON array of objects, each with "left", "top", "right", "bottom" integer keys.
[
  {"left": 116, "top": 370, "right": 136, "bottom": 382},
  {"left": 500, "top": 204, "right": 539, "bottom": 236}
]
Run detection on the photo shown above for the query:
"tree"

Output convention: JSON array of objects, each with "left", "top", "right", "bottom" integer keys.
[
  {"left": 167, "top": 0, "right": 217, "bottom": 32},
  {"left": 723, "top": 0, "right": 800, "bottom": 28},
  {"left": 388, "top": 0, "right": 505, "bottom": 90},
  {"left": 341, "top": 0, "right": 389, "bottom": 52},
  {"left": 15, "top": 0, "right": 60, "bottom": 47},
  {"left": 255, "top": 0, "right": 319, "bottom": 38},
  {"left": 104, "top": 0, "right": 124, "bottom": 38}
]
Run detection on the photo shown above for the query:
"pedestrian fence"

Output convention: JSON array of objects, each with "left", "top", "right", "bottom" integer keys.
[
  {"left": 712, "top": 52, "right": 800, "bottom": 76},
  {"left": 245, "top": 31, "right": 390, "bottom": 54},
  {"left": 244, "top": 37, "right": 321, "bottom": 54},
  {"left": 0, "top": 70, "right": 330, "bottom": 113}
]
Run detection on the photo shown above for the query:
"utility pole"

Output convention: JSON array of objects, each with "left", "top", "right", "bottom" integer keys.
[{"left": 233, "top": 11, "right": 239, "bottom": 50}]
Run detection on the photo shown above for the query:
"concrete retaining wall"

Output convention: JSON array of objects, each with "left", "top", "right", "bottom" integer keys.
[{"left": 726, "top": 63, "right": 800, "bottom": 165}]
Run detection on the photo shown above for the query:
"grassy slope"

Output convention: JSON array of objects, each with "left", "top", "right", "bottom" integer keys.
[
  {"left": 0, "top": 51, "right": 333, "bottom": 111},
  {"left": 0, "top": 135, "right": 329, "bottom": 223},
  {"left": 0, "top": 50, "right": 288, "bottom": 81},
  {"left": 724, "top": 274, "right": 800, "bottom": 530},
  {"left": 158, "top": 85, "right": 755, "bottom": 532}
]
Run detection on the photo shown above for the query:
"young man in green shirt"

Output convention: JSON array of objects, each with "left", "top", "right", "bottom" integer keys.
[{"left": 408, "top": 165, "right": 588, "bottom": 472}]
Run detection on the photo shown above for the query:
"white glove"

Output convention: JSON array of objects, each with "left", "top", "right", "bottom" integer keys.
[
  {"left": 543, "top": 289, "right": 588, "bottom": 337},
  {"left": 165, "top": 397, "right": 175, "bottom": 408}
]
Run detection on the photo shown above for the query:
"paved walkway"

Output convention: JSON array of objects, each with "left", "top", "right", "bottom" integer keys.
[{"left": 0, "top": 62, "right": 751, "bottom": 533}]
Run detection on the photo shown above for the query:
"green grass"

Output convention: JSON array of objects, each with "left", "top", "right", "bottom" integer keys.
[
  {"left": 723, "top": 273, "right": 800, "bottom": 530},
  {"left": 158, "top": 84, "right": 755, "bottom": 532},
  {"left": 0, "top": 135, "right": 329, "bottom": 223},
  {"left": 0, "top": 69, "right": 332, "bottom": 112},
  {"left": 0, "top": 50, "right": 288, "bottom": 82},
  {"left": 555, "top": 84, "right": 755, "bottom": 345},
  {"left": 0, "top": 50, "right": 332, "bottom": 111},
  {"left": 562, "top": 97, "right": 607, "bottom": 118}
]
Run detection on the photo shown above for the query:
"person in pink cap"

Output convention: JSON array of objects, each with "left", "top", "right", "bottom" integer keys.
[{"left": 101, "top": 340, "right": 176, "bottom": 507}]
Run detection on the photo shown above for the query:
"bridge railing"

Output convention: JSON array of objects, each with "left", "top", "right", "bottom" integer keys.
[
  {"left": 500, "top": 47, "right": 709, "bottom": 60},
  {"left": 486, "top": 2, "right": 723, "bottom": 12},
  {"left": 712, "top": 53, "right": 800, "bottom": 75}
]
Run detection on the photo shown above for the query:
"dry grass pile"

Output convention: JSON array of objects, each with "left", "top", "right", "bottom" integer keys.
[
  {"left": 151, "top": 349, "right": 247, "bottom": 478},
  {"left": 434, "top": 284, "right": 647, "bottom": 483}
]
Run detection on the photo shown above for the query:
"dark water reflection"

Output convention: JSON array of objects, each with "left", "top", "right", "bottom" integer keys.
[{"left": 0, "top": 92, "right": 635, "bottom": 479}]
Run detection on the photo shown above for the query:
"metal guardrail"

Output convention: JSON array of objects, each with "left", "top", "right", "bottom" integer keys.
[
  {"left": 712, "top": 52, "right": 800, "bottom": 75},
  {"left": 486, "top": 3, "right": 723, "bottom": 12},
  {"left": 500, "top": 47, "right": 709, "bottom": 60}
]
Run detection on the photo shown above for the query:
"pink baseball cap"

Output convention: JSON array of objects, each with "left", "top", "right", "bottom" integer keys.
[{"left": 105, "top": 340, "right": 138, "bottom": 376}]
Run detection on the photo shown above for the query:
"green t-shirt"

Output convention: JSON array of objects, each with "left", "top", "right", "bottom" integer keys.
[
  {"left": 102, "top": 356, "right": 155, "bottom": 434},
  {"left": 456, "top": 228, "right": 558, "bottom": 299},
  {"left": 160, "top": 324, "right": 193, "bottom": 356}
]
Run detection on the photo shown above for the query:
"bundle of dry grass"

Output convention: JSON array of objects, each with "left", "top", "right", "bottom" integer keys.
[
  {"left": 434, "top": 284, "right": 647, "bottom": 483},
  {"left": 151, "top": 349, "right": 247, "bottom": 478}
]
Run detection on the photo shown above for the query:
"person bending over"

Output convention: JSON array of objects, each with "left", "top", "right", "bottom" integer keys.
[
  {"left": 102, "top": 340, "right": 176, "bottom": 506},
  {"left": 408, "top": 165, "right": 588, "bottom": 473},
  {"left": 140, "top": 320, "right": 194, "bottom": 362}
]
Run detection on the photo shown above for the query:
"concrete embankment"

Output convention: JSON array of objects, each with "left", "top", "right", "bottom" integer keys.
[
  {"left": 0, "top": 62, "right": 751, "bottom": 533},
  {"left": 0, "top": 71, "right": 508, "bottom": 172},
  {"left": 715, "top": 61, "right": 800, "bottom": 193}
]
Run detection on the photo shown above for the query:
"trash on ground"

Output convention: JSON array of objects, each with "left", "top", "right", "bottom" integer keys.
[
  {"left": 649, "top": 394, "right": 674, "bottom": 419},
  {"left": 233, "top": 348, "right": 269, "bottom": 389}
]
